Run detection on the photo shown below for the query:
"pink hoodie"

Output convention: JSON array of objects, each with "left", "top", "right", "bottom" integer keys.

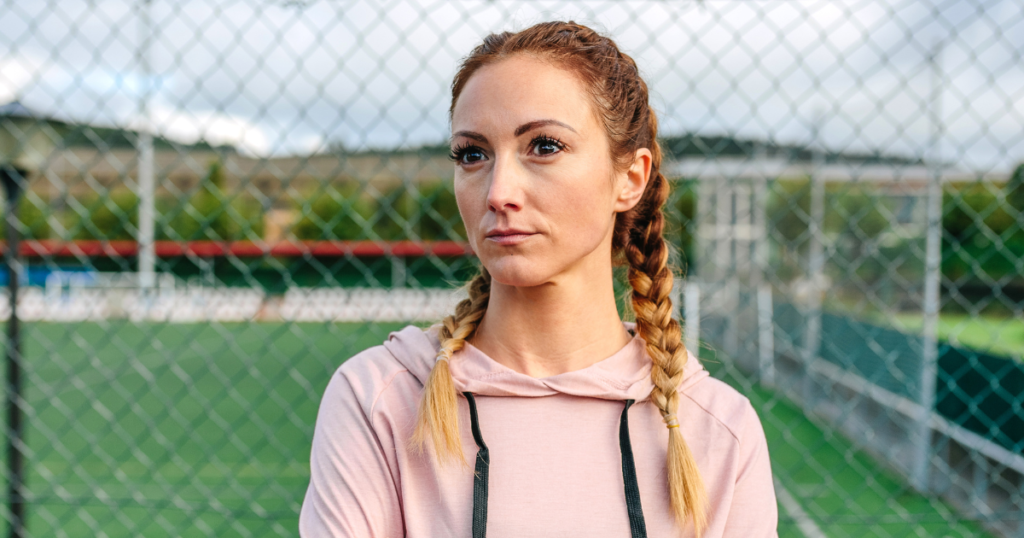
[{"left": 299, "top": 323, "right": 778, "bottom": 537}]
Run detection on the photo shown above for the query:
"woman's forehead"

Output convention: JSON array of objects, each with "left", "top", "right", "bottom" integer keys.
[{"left": 451, "top": 56, "right": 598, "bottom": 135}]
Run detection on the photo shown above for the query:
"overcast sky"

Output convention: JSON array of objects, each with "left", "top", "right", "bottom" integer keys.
[{"left": 1, "top": 0, "right": 1022, "bottom": 170}]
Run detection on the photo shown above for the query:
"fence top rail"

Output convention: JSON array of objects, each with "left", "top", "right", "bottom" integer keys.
[
  {"left": 0, "top": 240, "right": 474, "bottom": 258},
  {"left": 666, "top": 158, "right": 1010, "bottom": 183}
]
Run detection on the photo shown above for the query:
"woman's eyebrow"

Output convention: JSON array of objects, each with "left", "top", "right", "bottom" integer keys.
[
  {"left": 514, "top": 119, "right": 577, "bottom": 136},
  {"left": 451, "top": 131, "right": 488, "bottom": 143},
  {"left": 451, "top": 120, "right": 576, "bottom": 143}
]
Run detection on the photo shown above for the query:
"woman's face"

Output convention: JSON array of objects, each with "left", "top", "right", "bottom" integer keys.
[{"left": 450, "top": 55, "right": 648, "bottom": 288}]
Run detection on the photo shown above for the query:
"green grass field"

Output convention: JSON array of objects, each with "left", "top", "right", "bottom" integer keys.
[
  {"left": 4, "top": 320, "right": 403, "bottom": 537},
  {"left": 927, "top": 314, "right": 1022, "bottom": 359},
  {"left": 0, "top": 321, "right": 999, "bottom": 537},
  {"left": 862, "top": 312, "right": 1024, "bottom": 360}
]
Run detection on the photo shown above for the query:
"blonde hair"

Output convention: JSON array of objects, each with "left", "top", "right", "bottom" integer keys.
[
  {"left": 411, "top": 269, "right": 490, "bottom": 464},
  {"left": 412, "top": 21, "right": 708, "bottom": 534}
]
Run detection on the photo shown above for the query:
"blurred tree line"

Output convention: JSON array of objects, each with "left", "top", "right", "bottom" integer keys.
[
  {"left": 943, "top": 165, "right": 1024, "bottom": 286},
  {"left": 0, "top": 160, "right": 463, "bottom": 244}
]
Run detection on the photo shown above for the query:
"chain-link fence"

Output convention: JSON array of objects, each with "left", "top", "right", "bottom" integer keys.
[{"left": 1, "top": 0, "right": 1022, "bottom": 536}]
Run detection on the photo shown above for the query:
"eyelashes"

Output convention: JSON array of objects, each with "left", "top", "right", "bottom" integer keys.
[
  {"left": 449, "top": 134, "right": 566, "bottom": 164},
  {"left": 448, "top": 142, "right": 479, "bottom": 163},
  {"left": 530, "top": 135, "right": 565, "bottom": 156}
]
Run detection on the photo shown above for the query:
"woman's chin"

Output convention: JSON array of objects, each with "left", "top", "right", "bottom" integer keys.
[{"left": 483, "top": 258, "right": 554, "bottom": 289}]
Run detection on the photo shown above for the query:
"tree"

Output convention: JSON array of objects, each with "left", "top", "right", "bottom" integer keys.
[
  {"left": 1008, "top": 162, "right": 1024, "bottom": 213},
  {"left": 166, "top": 160, "right": 238, "bottom": 241},
  {"left": 72, "top": 188, "right": 138, "bottom": 240}
]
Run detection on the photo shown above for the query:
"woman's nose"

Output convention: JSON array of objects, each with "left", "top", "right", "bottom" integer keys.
[{"left": 486, "top": 156, "right": 525, "bottom": 212}]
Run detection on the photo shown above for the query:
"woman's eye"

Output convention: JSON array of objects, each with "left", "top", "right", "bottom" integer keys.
[
  {"left": 450, "top": 146, "right": 487, "bottom": 164},
  {"left": 464, "top": 149, "right": 486, "bottom": 162},
  {"left": 531, "top": 137, "right": 563, "bottom": 156}
]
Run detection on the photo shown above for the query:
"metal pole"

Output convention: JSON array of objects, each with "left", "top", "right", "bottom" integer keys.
[
  {"left": 1, "top": 166, "right": 25, "bottom": 538},
  {"left": 802, "top": 111, "right": 826, "bottom": 406},
  {"left": 723, "top": 177, "right": 738, "bottom": 358},
  {"left": 757, "top": 283, "right": 775, "bottom": 387},
  {"left": 684, "top": 281, "right": 701, "bottom": 359},
  {"left": 753, "top": 145, "right": 774, "bottom": 386},
  {"left": 137, "top": 0, "right": 156, "bottom": 302},
  {"left": 913, "top": 40, "right": 944, "bottom": 493}
]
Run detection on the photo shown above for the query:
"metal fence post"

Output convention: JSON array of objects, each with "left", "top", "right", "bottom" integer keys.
[
  {"left": 913, "top": 40, "right": 945, "bottom": 493},
  {"left": 136, "top": 0, "right": 156, "bottom": 305},
  {"left": 757, "top": 283, "right": 775, "bottom": 387},
  {"left": 754, "top": 165, "right": 774, "bottom": 387},
  {"left": 684, "top": 280, "right": 700, "bottom": 359},
  {"left": 1, "top": 166, "right": 25, "bottom": 538},
  {"left": 802, "top": 113, "right": 826, "bottom": 407}
]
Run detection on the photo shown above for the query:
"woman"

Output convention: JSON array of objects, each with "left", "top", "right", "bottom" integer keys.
[{"left": 300, "top": 21, "right": 777, "bottom": 537}]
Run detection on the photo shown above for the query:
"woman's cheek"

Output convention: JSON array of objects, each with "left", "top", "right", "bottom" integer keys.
[
  {"left": 552, "top": 171, "right": 612, "bottom": 241},
  {"left": 454, "top": 176, "right": 482, "bottom": 244}
]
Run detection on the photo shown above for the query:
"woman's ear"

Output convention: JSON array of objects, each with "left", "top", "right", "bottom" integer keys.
[{"left": 614, "top": 148, "right": 652, "bottom": 212}]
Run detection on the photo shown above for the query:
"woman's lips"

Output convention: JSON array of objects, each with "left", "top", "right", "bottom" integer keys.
[{"left": 485, "top": 230, "right": 536, "bottom": 246}]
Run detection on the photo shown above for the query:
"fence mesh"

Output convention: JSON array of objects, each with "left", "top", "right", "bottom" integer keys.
[{"left": 1, "top": 0, "right": 1023, "bottom": 536}]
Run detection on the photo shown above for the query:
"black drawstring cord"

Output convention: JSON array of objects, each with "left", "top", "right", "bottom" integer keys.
[
  {"left": 620, "top": 399, "right": 648, "bottom": 538},
  {"left": 463, "top": 393, "right": 648, "bottom": 538},
  {"left": 464, "top": 392, "right": 489, "bottom": 538}
]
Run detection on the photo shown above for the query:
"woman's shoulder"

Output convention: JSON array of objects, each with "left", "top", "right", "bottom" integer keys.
[
  {"left": 680, "top": 369, "right": 765, "bottom": 444},
  {"left": 326, "top": 324, "right": 439, "bottom": 410}
]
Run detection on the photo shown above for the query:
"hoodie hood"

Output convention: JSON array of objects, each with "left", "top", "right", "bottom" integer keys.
[{"left": 382, "top": 321, "right": 709, "bottom": 402}]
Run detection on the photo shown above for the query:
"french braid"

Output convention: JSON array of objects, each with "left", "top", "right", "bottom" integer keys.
[
  {"left": 622, "top": 110, "right": 709, "bottom": 533},
  {"left": 411, "top": 270, "right": 490, "bottom": 465}
]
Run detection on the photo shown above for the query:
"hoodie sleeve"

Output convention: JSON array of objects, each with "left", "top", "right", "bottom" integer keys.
[
  {"left": 299, "top": 366, "right": 404, "bottom": 538},
  {"left": 721, "top": 400, "right": 779, "bottom": 537}
]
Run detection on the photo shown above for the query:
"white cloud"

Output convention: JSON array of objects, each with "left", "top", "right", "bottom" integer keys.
[
  {"left": 135, "top": 105, "right": 272, "bottom": 157},
  {"left": 0, "top": 54, "right": 47, "bottom": 107}
]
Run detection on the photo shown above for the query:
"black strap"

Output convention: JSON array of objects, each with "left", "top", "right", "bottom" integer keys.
[
  {"left": 464, "top": 392, "right": 489, "bottom": 538},
  {"left": 620, "top": 399, "right": 648, "bottom": 538}
]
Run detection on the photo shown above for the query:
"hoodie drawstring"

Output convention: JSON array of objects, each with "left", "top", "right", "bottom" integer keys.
[
  {"left": 463, "top": 392, "right": 648, "bottom": 538},
  {"left": 464, "top": 392, "right": 490, "bottom": 538},
  {"left": 619, "top": 399, "right": 648, "bottom": 538}
]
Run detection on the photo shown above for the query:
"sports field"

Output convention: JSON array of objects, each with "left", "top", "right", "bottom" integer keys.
[{"left": 0, "top": 320, "right": 997, "bottom": 537}]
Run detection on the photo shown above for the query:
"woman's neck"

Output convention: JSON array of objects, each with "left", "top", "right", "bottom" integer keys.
[{"left": 469, "top": 264, "right": 633, "bottom": 378}]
